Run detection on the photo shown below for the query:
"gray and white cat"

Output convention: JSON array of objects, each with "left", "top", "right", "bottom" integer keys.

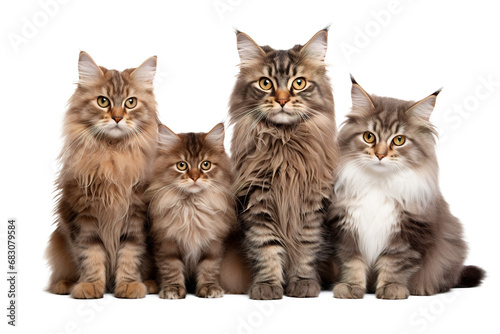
[{"left": 328, "top": 76, "right": 485, "bottom": 299}]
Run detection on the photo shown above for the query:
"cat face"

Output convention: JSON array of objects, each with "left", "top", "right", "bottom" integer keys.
[
  {"left": 230, "top": 30, "right": 332, "bottom": 125},
  {"left": 154, "top": 124, "right": 231, "bottom": 194},
  {"left": 69, "top": 52, "right": 158, "bottom": 140},
  {"left": 339, "top": 77, "right": 440, "bottom": 174}
]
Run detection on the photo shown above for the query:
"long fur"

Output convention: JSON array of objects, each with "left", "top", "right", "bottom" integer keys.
[
  {"left": 328, "top": 80, "right": 485, "bottom": 299},
  {"left": 227, "top": 29, "right": 339, "bottom": 299},
  {"left": 146, "top": 125, "right": 236, "bottom": 298},
  {"left": 46, "top": 52, "right": 159, "bottom": 298}
]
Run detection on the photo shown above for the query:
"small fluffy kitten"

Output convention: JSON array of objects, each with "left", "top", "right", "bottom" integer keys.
[
  {"left": 147, "top": 124, "right": 236, "bottom": 299},
  {"left": 328, "top": 76, "right": 485, "bottom": 299},
  {"left": 46, "top": 52, "right": 159, "bottom": 298},
  {"left": 228, "top": 29, "right": 338, "bottom": 299}
]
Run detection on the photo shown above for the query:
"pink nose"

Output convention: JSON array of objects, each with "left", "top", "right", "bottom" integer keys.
[
  {"left": 376, "top": 154, "right": 385, "bottom": 161},
  {"left": 277, "top": 99, "right": 289, "bottom": 107},
  {"left": 112, "top": 116, "right": 123, "bottom": 123}
]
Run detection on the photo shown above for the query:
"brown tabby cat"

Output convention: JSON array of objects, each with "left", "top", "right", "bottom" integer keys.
[
  {"left": 146, "top": 124, "right": 236, "bottom": 299},
  {"left": 46, "top": 52, "right": 159, "bottom": 299},
  {"left": 228, "top": 29, "right": 338, "bottom": 299},
  {"left": 328, "top": 76, "right": 485, "bottom": 299}
]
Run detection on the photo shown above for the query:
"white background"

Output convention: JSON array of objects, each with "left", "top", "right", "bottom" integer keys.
[{"left": 1, "top": 0, "right": 499, "bottom": 333}]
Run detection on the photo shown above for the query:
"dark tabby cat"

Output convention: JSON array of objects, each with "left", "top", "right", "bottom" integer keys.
[
  {"left": 328, "top": 76, "right": 485, "bottom": 299},
  {"left": 228, "top": 29, "right": 338, "bottom": 299},
  {"left": 146, "top": 124, "right": 236, "bottom": 299},
  {"left": 46, "top": 52, "right": 159, "bottom": 298}
]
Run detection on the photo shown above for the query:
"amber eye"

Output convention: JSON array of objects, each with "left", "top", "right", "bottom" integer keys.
[
  {"left": 363, "top": 131, "right": 375, "bottom": 144},
  {"left": 292, "top": 77, "right": 306, "bottom": 90},
  {"left": 392, "top": 135, "right": 406, "bottom": 146},
  {"left": 97, "top": 96, "right": 110, "bottom": 108},
  {"left": 259, "top": 77, "right": 273, "bottom": 90},
  {"left": 125, "top": 97, "right": 137, "bottom": 109},
  {"left": 200, "top": 161, "right": 211, "bottom": 171},
  {"left": 176, "top": 161, "right": 188, "bottom": 171}
]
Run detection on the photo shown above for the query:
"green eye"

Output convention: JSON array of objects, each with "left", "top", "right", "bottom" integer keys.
[
  {"left": 97, "top": 96, "right": 110, "bottom": 108},
  {"left": 363, "top": 131, "right": 375, "bottom": 143},
  {"left": 125, "top": 97, "right": 137, "bottom": 109},
  {"left": 176, "top": 161, "right": 187, "bottom": 171},
  {"left": 201, "top": 161, "right": 211, "bottom": 171},
  {"left": 392, "top": 135, "right": 406, "bottom": 146},
  {"left": 259, "top": 77, "right": 273, "bottom": 90},
  {"left": 292, "top": 77, "right": 306, "bottom": 90}
]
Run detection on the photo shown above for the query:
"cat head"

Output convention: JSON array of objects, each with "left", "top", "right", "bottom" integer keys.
[
  {"left": 67, "top": 52, "right": 158, "bottom": 141},
  {"left": 229, "top": 29, "right": 333, "bottom": 126},
  {"left": 154, "top": 123, "right": 232, "bottom": 194},
  {"left": 339, "top": 76, "right": 440, "bottom": 174}
]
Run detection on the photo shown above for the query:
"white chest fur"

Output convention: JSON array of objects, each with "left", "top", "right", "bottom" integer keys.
[
  {"left": 342, "top": 187, "right": 400, "bottom": 266},
  {"left": 335, "top": 164, "right": 437, "bottom": 266}
]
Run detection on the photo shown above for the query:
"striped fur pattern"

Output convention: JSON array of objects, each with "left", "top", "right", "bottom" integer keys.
[
  {"left": 146, "top": 124, "right": 236, "bottom": 299},
  {"left": 229, "top": 30, "right": 338, "bottom": 299},
  {"left": 328, "top": 77, "right": 485, "bottom": 299},
  {"left": 46, "top": 52, "right": 159, "bottom": 298}
]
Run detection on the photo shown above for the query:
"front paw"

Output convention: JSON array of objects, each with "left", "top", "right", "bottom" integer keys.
[
  {"left": 196, "top": 284, "right": 224, "bottom": 298},
  {"left": 376, "top": 283, "right": 409, "bottom": 300},
  {"left": 71, "top": 282, "right": 105, "bottom": 299},
  {"left": 52, "top": 280, "right": 75, "bottom": 295},
  {"left": 114, "top": 281, "right": 147, "bottom": 299},
  {"left": 333, "top": 283, "right": 366, "bottom": 299},
  {"left": 159, "top": 285, "right": 187, "bottom": 299},
  {"left": 286, "top": 279, "right": 321, "bottom": 298},
  {"left": 249, "top": 283, "right": 283, "bottom": 300}
]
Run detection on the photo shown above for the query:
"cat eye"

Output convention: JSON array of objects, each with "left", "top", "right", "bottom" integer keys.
[
  {"left": 176, "top": 161, "right": 188, "bottom": 171},
  {"left": 259, "top": 77, "right": 273, "bottom": 91},
  {"left": 97, "top": 96, "right": 110, "bottom": 108},
  {"left": 392, "top": 135, "right": 406, "bottom": 146},
  {"left": 125, "top": 97, "right": 137, "bottom": 109},
  {"left": 200, "top": 161, "right": 211, "bottom": 171},
  {"left": 363, "top": 131, "right": 375, "bottom": 144},
  {"left": 292, "top": 77, "right": 306, "bottom": 90}
]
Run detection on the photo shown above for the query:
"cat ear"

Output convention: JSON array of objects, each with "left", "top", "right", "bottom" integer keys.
[
  {"left": 350, "top": 75, "right": 375, "bottom": 110},
  {"left": 205, "top": 123, "right": 225, "bottom": 146},
  {"left": 78, "top": 51, "right": 103, "bottom": 83},
  {"left": 300, "top": 29, "right": 328, "bottom": 61},
  {"left": 158, "top": 124, "right": 180, "bottom": 146},
  {"left": 131, "top": 56, "right": 157, "bottom": 87},
  {"left": 406, "top": 89, "right": 442, "bottom": 120},
  {"left": 236, "top": 32, "right": 265, "bottom": 64}
]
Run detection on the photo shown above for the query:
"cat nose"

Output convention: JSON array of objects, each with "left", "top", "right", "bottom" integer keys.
[
  {"left": 376, "top": 154, "right": 386, "bottom": 161},
  {"left": 277, "top": 99, "right": 289, "bottom": 107},
  {"left": 190, "top": 170, "right": 201, "bottom": 182},
  {"left": 275, "top": 90, "right": 290, "bottom": 107},
  {"left": 112, "top": 116, "right": 123, "bottom": 123}
]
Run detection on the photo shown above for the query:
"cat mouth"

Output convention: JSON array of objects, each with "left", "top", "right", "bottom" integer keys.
[
  {"left": 185, "top": 183, "right": 204, "bottom": 193},
  {"left": 103, "top": 121, "right": 133, "bottom": 138},
  {"left": 267, "top": 108, "right": 300, "bottom": 124},
  {"left": 369, "top": 160, "right": 392, "bottom": 172},
  {"left": 105, "top": 125, "right": 126, "bottom": 138}
]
